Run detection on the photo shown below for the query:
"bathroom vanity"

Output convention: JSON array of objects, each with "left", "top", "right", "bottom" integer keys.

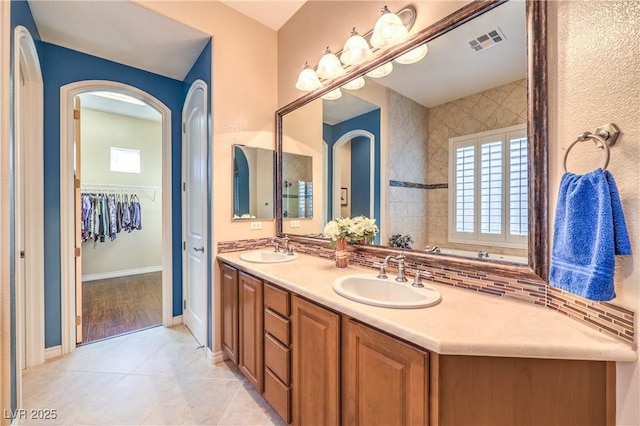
[{"left": 218, "top": 251, "right": 635, "bottom": 425}]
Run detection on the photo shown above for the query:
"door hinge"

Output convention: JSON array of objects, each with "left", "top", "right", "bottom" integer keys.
[
  {"left": 183, "top": 182, "right": 186, "bottom": 192},
  {"left": 74, "top": 178, "right": 81, "bottom": 189},
  {"left": 182, "top": 123, "right": 186, "bottom": 133},
  {"left": 75, "top": 247, "right": 81, "bottom": 258},
  {"left": 19, "top": 250, "right": 25, "bottom": 259},
  {"left": 183, "top": 241, "right": 186, "bottom": 251},
  {"left": 183, "top": 300, "right": 186, "bottom": 310},
  {"left": 76, "top": 315, "right": 81, "bottom": 326},
  {"left": 73, "top": 109, "right": 80, "bottom": 120}
]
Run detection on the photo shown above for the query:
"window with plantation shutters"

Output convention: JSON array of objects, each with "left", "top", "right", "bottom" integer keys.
[{"left": 448, "top": 124, "right": 528, "bottom": 248}]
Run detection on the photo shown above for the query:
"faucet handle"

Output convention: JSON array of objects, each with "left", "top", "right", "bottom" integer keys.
[
  {"left": 286, "top": 245, "right": 296, "bottom": 255},
  {"left": 373, "top": 261, "right": 388, "bottom": 279},
  {"left": 411, "top": 269, "right": 433, "bottom": 288}
]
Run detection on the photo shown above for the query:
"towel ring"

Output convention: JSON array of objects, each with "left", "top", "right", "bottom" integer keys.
[{"left": 563, "top": 132, "right": 610, "bottom": 172}]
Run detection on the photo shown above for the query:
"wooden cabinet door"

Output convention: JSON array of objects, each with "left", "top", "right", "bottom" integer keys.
[
  {"left": 220, "top": 262, "right": 239, "bottom": 365},
  {"left": 239, "top": 272, "right": 264, "bottom": 392},
  {"left": 292, "top": 296, "right": 340, "bottom": 426},
  {"left": 343, "top": 319, "right": 428, "bottom": 426}
]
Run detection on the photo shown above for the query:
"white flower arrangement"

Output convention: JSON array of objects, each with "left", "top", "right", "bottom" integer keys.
[{"left": 323, "top": 215, "right": 379, "bottom": 245}]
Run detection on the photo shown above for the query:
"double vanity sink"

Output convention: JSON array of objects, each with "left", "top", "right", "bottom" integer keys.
[{"left": 238, "top": 250, "right": 442, "bottom": 309}]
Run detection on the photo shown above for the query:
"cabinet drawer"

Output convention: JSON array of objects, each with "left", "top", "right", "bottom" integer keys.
[
  {"left": 265, "top": 333, "right": 291, "bottom": 384},
  {"left": 264, "top": 308, "right": 290, "bottom": 345},
  {"left": 264, "top": 283, "right": 290, "bottom": 317},
  {"left": 264, "top": 368, "right": 291, "bottom": 424}
]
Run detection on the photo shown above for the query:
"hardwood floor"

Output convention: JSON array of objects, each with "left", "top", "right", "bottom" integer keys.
[{"left": 82, "top": 271, "right": 162, "bottom": 344}]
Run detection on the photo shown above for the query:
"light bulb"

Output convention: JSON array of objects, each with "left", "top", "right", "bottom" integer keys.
[
  {"left": 322, "top": 88, "right": 342, "bottom": 100},
  {"left": 365, "top": 62, "right": 393, "bottom": 78},
  {"left": 371, "top": 6, "right": 408, "bottom": 49},
  {"left": 342, "top": 77, "right": 365, "bottom": 90},
  {"left": 316, "top": 47, "right": 345, "bottom": 80},
  {"left": 394, "top": 44, "right": 428, "bottom": 65},
  {"left": 340, "top": 28, "right": 373, "bottom": 66},
  {"left": 295, "top": 63, "right": 321, "bottom": 91}
]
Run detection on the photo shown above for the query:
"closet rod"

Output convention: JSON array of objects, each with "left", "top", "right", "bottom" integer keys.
[{"left": 80, "top": 183, "right": 162, "bottom": 191}]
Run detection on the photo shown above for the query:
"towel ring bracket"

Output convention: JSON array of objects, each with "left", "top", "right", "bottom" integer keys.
[{"left": 563, "top": 123, "right": 620, "bottom": 173}]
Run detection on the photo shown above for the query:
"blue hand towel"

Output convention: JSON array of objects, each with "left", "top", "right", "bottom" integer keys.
[{"left": 549, "top": 168, "right": 631, "bottom": 301}]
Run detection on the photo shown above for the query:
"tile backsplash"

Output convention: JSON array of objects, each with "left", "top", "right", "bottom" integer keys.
[{"left": 219, "top": 237, "right": 636, "bottom": 348}]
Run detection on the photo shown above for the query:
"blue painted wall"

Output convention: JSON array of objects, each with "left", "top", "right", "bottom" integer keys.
[
  {"left": 322, "top": 110, "right": 381, "bottom": 240},
  {"left": 39, "top": 42, "right": 188, "bottom": 347},
  {"left": 350, "top": 136, "right": 371, "bottom": 217},
  {"left": 182, "top": 39, "right": 213, "bottom": 349},
  {"left": 10, "top": 0, "right": 41, "bottom": 413}
]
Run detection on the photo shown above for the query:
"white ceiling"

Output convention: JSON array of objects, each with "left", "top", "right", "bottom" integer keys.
[
  {"left": 324, "top": 0, "right": 526, "bottom": 123},
  {"left": 80, "top": 92, "right": 162, "bottom": 122},
  {"left": 28, "top": 0, "right": 211, "bottom": 81},
  {"left": 219, "top": 0, "right": 307, "bottom": 31}
]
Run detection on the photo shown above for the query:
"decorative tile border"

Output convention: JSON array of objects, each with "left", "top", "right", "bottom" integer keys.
[
  {"left": 548, "top": 287, "right": 635, "bottom": 347},
  {"left": 218, "top": 238, "right": 271, "bottom": 253},
  {"left": 219, "top": 237, "right": 636, "bottom": 347},
  {"left": 389, "top": 180, "right": 448, "bottom": 190}
]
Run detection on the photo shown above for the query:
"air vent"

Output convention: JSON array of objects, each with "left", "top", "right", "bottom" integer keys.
[{"left": 468, "top": 28, "right": 506, "bottom": 52}]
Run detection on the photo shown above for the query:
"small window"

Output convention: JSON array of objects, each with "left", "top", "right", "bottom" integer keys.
[
  {"left": 110, "top": 147, "right": 140, "bottom": 174},
  {"left": 448, "top": 124, "right": 527, "bottom": 248}
]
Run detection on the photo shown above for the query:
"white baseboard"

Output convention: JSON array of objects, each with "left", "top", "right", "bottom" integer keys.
[
  {"left": 171, "top": 315, "right": 183, "bottom": 326},
  {"left": 82, "top": 265, "right": 162, "bottom": 282},
  {"left": 44, "top": 345, "right": 62, "bottom": 360},
  {"left": 208, "top": 348, "right": 225, "bottom": 364}
]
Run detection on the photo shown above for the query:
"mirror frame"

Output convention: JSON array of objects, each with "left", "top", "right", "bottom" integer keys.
[{"left": 276, "top": 0, "right": 548, "bottom": 282}]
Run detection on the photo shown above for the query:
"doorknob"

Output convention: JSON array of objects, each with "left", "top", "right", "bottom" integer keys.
[{"left": 193, "top": 247, "right": 205, "bottom": 253}]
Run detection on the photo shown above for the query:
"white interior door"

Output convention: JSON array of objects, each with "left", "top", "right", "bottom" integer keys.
[{"left": 182, "top": 80, "right": 208, "bottom": 346}]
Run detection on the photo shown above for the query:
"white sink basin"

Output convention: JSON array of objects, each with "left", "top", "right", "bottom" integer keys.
[
  {"left": 239, "top": 250, "right": 298, "bottom": 264},
  {"left": 332, "top": 274, "right": 441, "bottom": 309}
]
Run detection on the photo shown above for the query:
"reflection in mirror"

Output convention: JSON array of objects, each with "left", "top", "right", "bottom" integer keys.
[
  {"left": 232, "top": 145, "right": 275, "bottom": 220},
  {"left": 282, "top": 152, "right": 313, "bottom": 219},
  {"left": 280, "top": 1, "right": 530, "bottom": 264}
]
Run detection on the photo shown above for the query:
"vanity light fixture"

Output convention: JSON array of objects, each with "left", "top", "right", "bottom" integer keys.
[
  {"left": 366, "top": 62, "right": 393, "bottom": 78},
  {"left": 322, "top": 88, "right": 342, "bottom": 100},
  {"left": 371, "top": 5, "right": 408, "bottom": 49},
  {"left": 340, "top": 28, "right": 373, "bottom": 66},
  {"left": 316, "top": 47, "right": 346, "bottom": 80},
  {"left": 342, "top": 76, "right": 366, "bottom": 90},
  {"left": 295, "top": 62, "right": 321, "bottom": 91},
  {"left": 394, "top": 43, "right": 428, "bottom": 65},
  {"left": 294, "top": 4, "right": 417, "bottom": 92}
]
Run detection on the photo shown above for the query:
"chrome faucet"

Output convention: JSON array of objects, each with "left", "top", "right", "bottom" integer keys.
[
  {"left": 270, "top": 235, "right": 291, "bottom": 254},
  {"left": 411, "top": 269, "right": 433, "bottom": 288},
  {"left": 426, "top": 245, "right": 441, "bottom": 254},
  {"left": 478, "top": 250, "right": 489, "bottom": 259},
  {"left": 384, "top": 254, "right": 407, "bottom": 282}
]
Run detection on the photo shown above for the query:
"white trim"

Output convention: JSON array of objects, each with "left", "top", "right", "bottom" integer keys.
[
  {"left": 182, "top": 79, "right": 209, "bottom": 347},
  {"left": 0, "top": 0, "right": 12, "bottom": 416},
  {"left": 207, "top": 349, "right": 225, "bottom": 364},
  {"left": 171, "top": 315, "right": 183, "bottom": 326},
  {"left": 13, "top": 26, "right": 45, "bottom": 374},
  {"left": 332, "top": 130, "right": 375, "bottom": 219},
  {"left": 82, "top": 266, "right": 163, "bottom": 282},
  {"left": 60, "top": 81, "right": 173, "bottom": 355},
  {"left": 44, "top": 346, "right": 62, "bottom": 360}
]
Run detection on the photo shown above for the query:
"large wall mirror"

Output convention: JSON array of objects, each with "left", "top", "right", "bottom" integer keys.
[{"left": 276, "top": 0, "right": 547, "bottom": 281}]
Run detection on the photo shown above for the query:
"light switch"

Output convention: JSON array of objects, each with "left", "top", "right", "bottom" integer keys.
[
  {"left": 250, "top": 222, "right": 262, "bottom": 230},
  {"left": 290, "top": 220, "right": 300, "bottom": 228}
]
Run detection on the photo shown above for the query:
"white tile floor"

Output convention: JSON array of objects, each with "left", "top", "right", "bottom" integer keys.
[{"left": 20, "top": 325, "right": 286, "bottom": 425}]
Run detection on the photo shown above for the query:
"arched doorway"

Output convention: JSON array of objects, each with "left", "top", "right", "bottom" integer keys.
[{"left": 60, "top": 81, "right": 172, "bottom": 354}]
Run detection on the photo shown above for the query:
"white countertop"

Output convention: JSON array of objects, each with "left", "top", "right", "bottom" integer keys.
[{"left": 218, "top": 250, "right": 636, "bottom": 362}]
